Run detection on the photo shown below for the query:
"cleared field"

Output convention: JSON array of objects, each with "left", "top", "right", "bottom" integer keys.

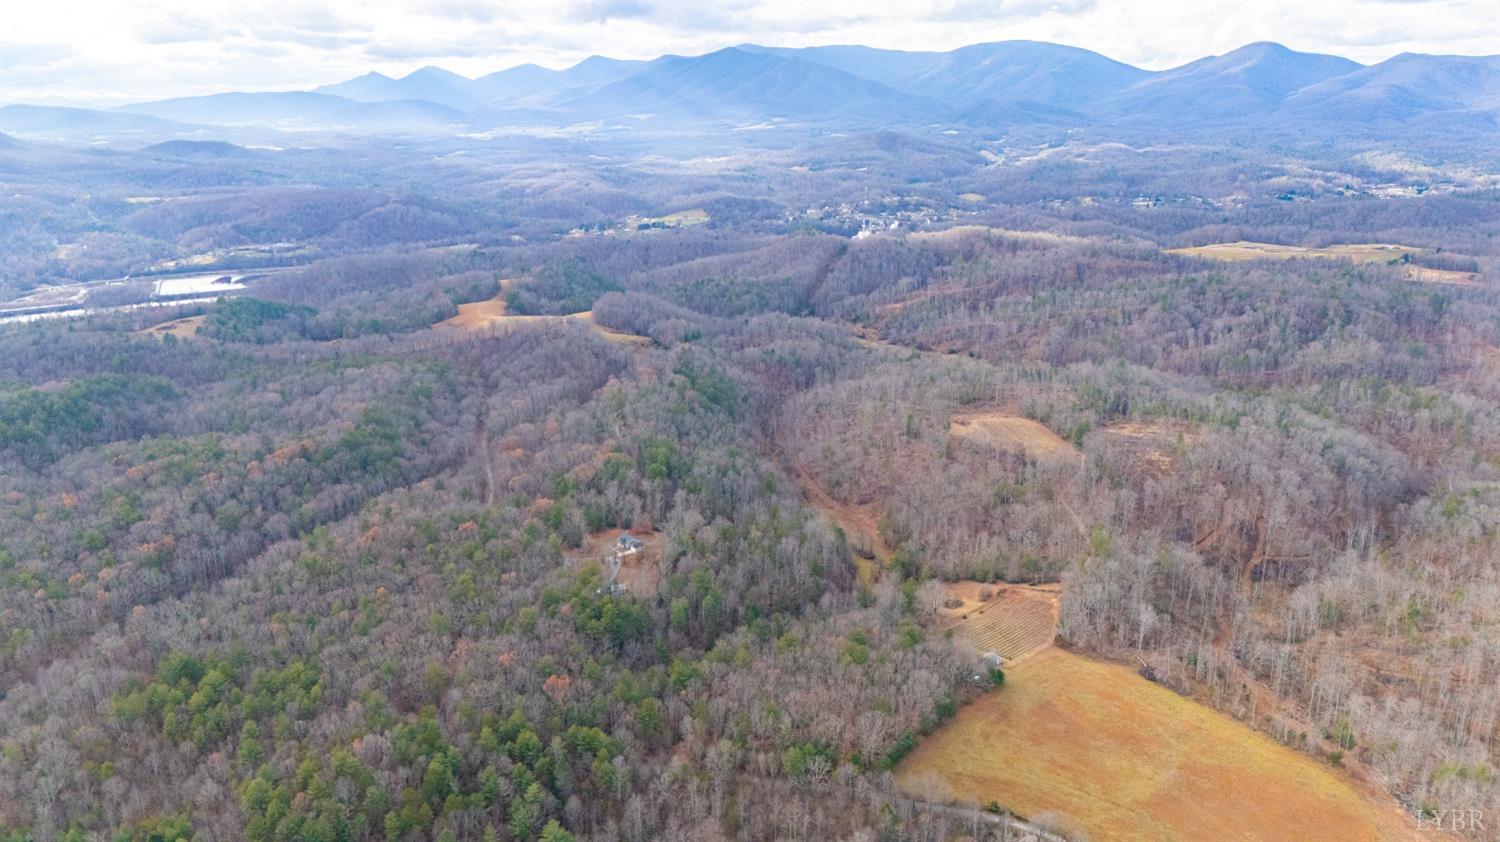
[
  {"left": 575, "top": 529, "right": 663, "bottom": 596},
  {"left": 438, "top": 292, "right": 649, "bottom": 346},
  {"left": 627, "top": 208, "right": 710, "bottom": 229},
  {"left": 0, "top": 283, "right": 88, "bottom": 313},
  {"left": 1168, "top": 241, "right": 1481, "bottom": 287},
  {"left": 944, "top": 586, "right": 1057, "bottom": 662},
  {"left": 441, "top": 295, "right": 513, "bottom": 329},
  {"left": 1167, "top": 241, "right": 1418, "bottom": 263},
  {"left": 908, "top": 225, "right": 1089, "bottom": 246},
  {"left": 950, "top": 412, "right": 1079, "bottom": 461},
  {"left": 661, "top": 207, "right": 709, "bottom": 225},
  {"left": 135, "top": 314, "right": 206, "bottom": 339},
  {"left": 898, "top": 648, "right": 1422, "bottom": 842},
  {"left": 1405, "top": 266, "right": 1483, "bottom": 287}
]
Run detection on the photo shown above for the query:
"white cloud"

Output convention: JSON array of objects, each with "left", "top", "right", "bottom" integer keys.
[{"left": 0, "top": 0, "right": 1495, "bottom": 106}]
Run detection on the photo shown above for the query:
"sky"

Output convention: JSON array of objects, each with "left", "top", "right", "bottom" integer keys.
[{"left": 2, "top": 0, "right": 1497, "bottom": 106}]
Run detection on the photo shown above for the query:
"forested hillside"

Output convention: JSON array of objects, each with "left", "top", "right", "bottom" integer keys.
[{"left": 2, "top": 95, "right": 1499, "bottom": 840}]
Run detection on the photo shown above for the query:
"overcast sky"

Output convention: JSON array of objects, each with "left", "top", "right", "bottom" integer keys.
[{"left": 3, "top": 0, "right": 1497, "bottom": 106}]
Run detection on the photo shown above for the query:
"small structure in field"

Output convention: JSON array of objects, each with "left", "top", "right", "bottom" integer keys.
[
  {"left": 616, "top": 533, "right": 645, "bottom": 555},
  {"left": 971, "top": 651, "right": 1005, "bottom": 684}
]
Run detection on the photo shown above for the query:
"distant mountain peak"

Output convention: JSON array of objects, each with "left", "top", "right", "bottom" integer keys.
[
  {"left": 403, "top": 66, "right": 470, "bottom": 82},
  {"left": 1183, "top": 40, "right": 1358, "bottom": 69},
  {"left": 1093, "top": 40, "right": 1363, "bottom": 122},
  {"left": 1235, "top": 41, "right": 1293, "bottom": 54}
]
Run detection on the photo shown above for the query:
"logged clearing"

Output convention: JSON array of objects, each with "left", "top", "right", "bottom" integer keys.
[
  {"left": 940, "top": 581, "right": 1059, "bottom": 663},
  {"left": 789, "top": 462, "right": 889, "bottom": 586},
  {"left": 898, "top": 647, "right": 1422, "bottom": 842},
  {"left": 1168, "top": 241, "right": 1482, "bottom": 287},
  {"left": 1100, "top": 419, "right": 1199, "bottom": 476},
  {"left": 135, "top": 314, "right": 206, "bottom": 339},
  {"left": 950, "top": 411, "right": 1079, "bottom": 461}
]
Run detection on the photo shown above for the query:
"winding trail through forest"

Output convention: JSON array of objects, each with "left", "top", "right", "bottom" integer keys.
[{"left": 476, "top": 422, "right": 496, "bottom": 507}]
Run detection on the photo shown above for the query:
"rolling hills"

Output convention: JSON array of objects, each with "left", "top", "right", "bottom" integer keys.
[
  {"left": 1281, "top": 53, "right": 1500, "bottom": 127},
  {"left": 118, "top": 91, "right": 465, "bottom": 130}
]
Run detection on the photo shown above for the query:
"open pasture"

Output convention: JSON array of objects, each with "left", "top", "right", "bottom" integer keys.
[
  {"left": 438, "top": 291, "right": 650, "bottom": 346},
  {"left": 898, "top": 648, "right": 1422, "bottom": 842},
  {"left": 1168, "top": 241, "right": 1482, "bottom": 287}
]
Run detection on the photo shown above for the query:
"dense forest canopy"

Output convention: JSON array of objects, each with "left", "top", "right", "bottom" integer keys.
[{"left": 1, "top": 78, "right": 1499, "bottom": 842}]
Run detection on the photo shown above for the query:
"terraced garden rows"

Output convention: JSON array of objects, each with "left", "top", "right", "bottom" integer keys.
[{"left": 953, "top": 590, "right": 1056, "bottom": 661}]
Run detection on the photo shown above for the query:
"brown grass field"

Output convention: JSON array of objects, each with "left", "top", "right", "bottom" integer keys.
[
  {"left": 1404, "top": 266, "right": 1483, "bottom": 287},
  {"left": 1167, "top": 241, "right": 1481, "bottom": 287},
  {"left": 1167, "top": 240, "right": 1418, "bottom": 263},
  {"left": 898, "top": 648, "right": 1424, "bottom": 842},
  {"left": 135, "top": 314, "right": 206, "bottom": 339},
  {"left": 950, "top": 411, "right": 1079, "bottom": 461},
  {"left": 438, "top": 292, "right": 650, "bottom": 346}
]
